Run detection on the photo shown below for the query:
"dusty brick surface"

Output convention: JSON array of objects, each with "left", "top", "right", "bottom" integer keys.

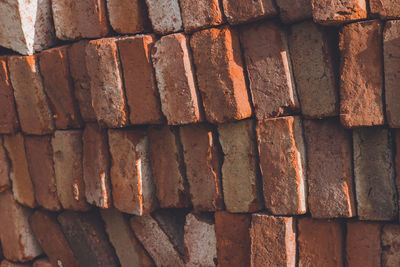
[
  {"left": 339, "top": 20, "right": 384, "bottom": 128},
  {"left": 190, "top": 26, "right": 252, "bottom": 123},
  {"left": 275, "top": 0, "right": 312, "bottom": 23},
  {"left": 180, "top": 0, "right": 223, "bottom": 32},
  {"left": 256, "top": 117, "right": 307, "bottom": 215},
  {"left": 0, "top": 58, "right": 18, "bottom": 134},
  {"left": 240, "top": 22, "right": 299, "bottom": 120},
  {"left": 222, "top": 0, "right": 277, "bottom": 25},
  {"left": 382, "top": 224, "right": 400, "bottom": 266},
  {"left": 311, "top": 0, "right": 367, "bottom": 25},
  {"left": 145, "top": 0, "right": 182, "bottom": 34},
  {"left": 0, "top": 138, "right": 10, "bottom": 192},
  {"left": 370, "top": 0, "right": 400, "bottom": 19}
]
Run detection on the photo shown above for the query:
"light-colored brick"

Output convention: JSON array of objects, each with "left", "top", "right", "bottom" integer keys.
[{"left": 145, "top": 0, "right": 182, "bottom": 34}]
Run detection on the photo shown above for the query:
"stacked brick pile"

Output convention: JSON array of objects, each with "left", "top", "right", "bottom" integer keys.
[{"left": 0, "top": 0, "right": 400, "bottom": 266}]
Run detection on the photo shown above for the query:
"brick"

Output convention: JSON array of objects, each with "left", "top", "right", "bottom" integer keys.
[
  {"left": 218, "top": 120, "right": 262, "bottom": 213},
  {"left": 298, "top": 218, "right": 343, "bottom": 266},
  {"left": 38, "top": 46, "right": 82, "bottom": 129},
  {"left": 311, "top": 0, "right": 367, "bottom": 25},
  {"left": 370, "top": 0, "right": 400, "bottom": 19},
  {"left": 339, "top": 20, "right": 384, "bottom": 128},
  {"left": 108, "top": 129, "right": 157, "bottom": 215},
  {"left": 179, "top": 124, "right": 223, "bottom": 211},
  {"left": 86, "top": 38, "right": 128, "bottom": 128},
  {"left": 184, "top": 213, "right": 217, "bottom": 266},
  {"left": 215, "top": 212, "right": 251, "bottom": 267},
  {"left": 8, "top": 56, "right": 54, "bottom": 135},
  {"left": 0, "top": 0, "right": 55, "bottom": 55},
  {"left": 24, "top": 136, "right": 61, "bottom": 211},
  {"left": 68, "top": 41, "right": 96, "bottom": 122},
  {"left": 240, "top": 22, "right": 299, "bottom": 120},
  {"left": 289, "top": 21, "right": 338, "bottom": 118},
  {"left": 3, "top": 134, "right": 36, "bottom": 208},
  {"left": 82, "top": 123, "right": 112, "bottom": 209},
  {"left": 0, "top": 190, "right": 42, "bottom": 262},
  {"left": 52, "top": 130, "right": 90, "bottom": 211},
  {"left": 180, "top": 0, "right": 223, "bottom": 32},
  {"left": 346, "top": 222, "right": 381, "bottom": 267},
  {"left": 396, "top": 130, "right": 400, "bottom": 222},
  {"left": 51, "top": 0, "right": 109, "bottom": 40},
  {"left": 0, "top": 138, "right": 10, "bottom": 192},
  {"left": 148, "top": 126, "right": 190, "bottom": 208},
  {"left": 33, "top": 258, "right": 52, "bottom": 267},
  {"left": 100, "top": 208, "right": 154, "bottom": 267},
  {"left": 250, "top": 214, "right": 296, "bottom": 267},
  {"left": 106, "top": 0, "right": 150, "bottom": 34},
  {"left": 116, "top": 35, "right": 163, "bottom": 125},
  {"left": 222, "top": 0, "right": 277, "bottom": 25},
  {"left": 353, "top": 128, "right": 397, "bottom": 221},
  {"left": 152, "top": 34, "right": 203, "bottom": 125},
  {"left": 145, "top": 0, "right": 182, "bottom": 34},
  {"left": 256, "top": 117, "right": 307, "bottom": 215},
  {"left": 304, "top": 119, "right": 356, "bottom": 218},
  {"left": 0, "top": 58, "right": 18, "bottom": 134},
  {"left": 190, "top": 27, "right": 252, "bottom": 123},
  {"left": 382, "top": 224, "right": 400, "bottom": 266},
  {"left": 275, "top": 0, "right": 312, "bottom": 23},
  {"left": 29, "top": 211, "right": 78, "bottom": 267},
  {"left": 57, "top": 211, "right": 118, "bottom": 267},
  {"left": 0, "top": 261, "right": 30, "bottom": 267}
]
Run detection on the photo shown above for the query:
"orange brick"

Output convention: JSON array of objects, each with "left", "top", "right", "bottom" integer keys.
[{"left": 312, "top": 0, "right": 367, "bottom": 25}]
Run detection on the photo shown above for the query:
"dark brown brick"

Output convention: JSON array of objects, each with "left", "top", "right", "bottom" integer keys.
[{"left": 0, "top": 57, "right": 18, "bottom": 134}]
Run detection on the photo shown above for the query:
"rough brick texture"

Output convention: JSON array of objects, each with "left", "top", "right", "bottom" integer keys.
[
  {"left": 32, "top": 259, "right": 52, "bottom": 267},
  {"left": 0, "top": 138, "right": 10, "bottom": 192},
  {"left": 222, "top": 0, "right": 277, "bottom": 25},
  {"left": 311, "top": 0, "right": 367, "bottom": 25},
  {"left": 275, "top": 0, "right": 312, "bottom": 23},
  {"left": 180, "top": 0, "right": 223, "bottom": 32},
  {"left": 0, "top": 57, "right": 19, "bottom": 134},
  {"left": 1, "top": 260, "right": 30, "bottom": 267},
  {"left": 396, "top": 130, "right": 400, "bottom": 222},
  {"left": 145, "top": 0, "right": 182, "bottom": 34},
  {"left": 370, "top": 0, "right": 400, "bottom": 19},
  {"left": 382, "top": 224, "right": 400, "bottom": 266}
]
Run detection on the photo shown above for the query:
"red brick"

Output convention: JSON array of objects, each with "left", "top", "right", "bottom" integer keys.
[
  {"left": 298, "top": 218, "right": 343, "bottom": 266},
  {"left": 148, "top": 126, "right": 190, "bottom": 208},
  {"left": 180, "top": 0, "right": 223, "bottom": 32},
  {"left": 370, "top": 0, "right": 400, "bottom": 19},
  {"left": 116, "top": 35, "right": 163, "bottom": 125},
  {"left": 179, "top": 124, "right": 223, "bottom": 211},
  {"left": 152, "top": 34, "right": 203, "bottom": 125},
  {"left": 396, "top": 130, "right": 400, "bottom": 222},
  {"left": 311, "top": 0, "right": 367, "bottom": 25},
  {"left": 215, "top": 212, "right": 251, "bottom": 267},
  {"left": 240, "top": 22, "right": 299, "bottom": 120},
  {"left": 24, "top": 136, "right": 61, "bottom": 211},
  {"left": 382, "top": 224, "right": 400, "bottom": 266},
  {"left": 108, "top": 129, "right": 157, "bottom": 215},
  {"left": 0, "top": 57, "right": 18, "bottom": 134},
  {"left": 0, "top": 260, "right": 30, "bottom": 267},
  {"left": 29, "top": 210, "right": 78, "bottom": 267},
  {"left": 32, "top": 258, "right": 52, "bottom": 267},
  {"left": 190, "top": 26, "right": 252, "bottom": 123},
  {"left": 0, "top": 137, "right": 10, "bottom": 192},
  {"left": 346, "top": 222, "right": 381, "bottom": 267},
  {"left": 38, "top": 46, "right": 82, "bottom": 129},
  {"left": 82, "top": 123, "right": 112, "bottom": 209},
  {"left": 275, "top": 0, "right": 312, "bottom": 23},
  {"left": 222, "top": 0, "right": 277, "bottom": 25},
  {"left": 339, "top": 20, "right": 384, "bottom": 128},
  {"left": 304, "top": 119, "right": 356, "bottom": 218},
  {"left": 145, "top": 0, "right": 183, "bottom": 34},
  {"left": 7, "top": 56, "right": 54, "bottom": 135},
  {"left": 256, "top": 117, "right": 307, "bottom": 215}
]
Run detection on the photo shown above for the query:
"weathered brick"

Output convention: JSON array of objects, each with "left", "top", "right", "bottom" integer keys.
[
  {"left": 32, "top": 258, "right": 52, "bottom": 267},
  {"left": 29, "top": 211, "right": 78, "bottom": 267},
  {"left": 0, "top": 57, "right": 18, "bottom": 134},
  {"left": 25, "top": 136, "right": 61, "bottom": 211},
  {"left": 370, "top": 0, "right": 400, "bottom": 19},
  {"left": 117, "top": 35, "right": 163, "bottom": 125},
  {"left": 339, "top": 20, "right": 384, "bottom": 128},
  {"left": 346, "top": 222, "right": 381, "bottom": 267},
  {"left": 0, "top": 260, "right": 30, "bottom": 267},
  {"left": 396, "top": 130, "right": 400, "bottom": 222},
  {"left": 190, "top": 26, "right": 252, "bottom": 123},
  {"left": 353, "top": 128, "right": 397, "bottom": 221},
  {"left": 0, "top": 138, "right": 10, "bottom": 192},
  {"left": 152, "top": 34, "right": 203, "bottom": 125},
  {"left": 179, "top": 124, "right": 223, "bottom": 211},
  {"left": 218, "top": 120, "right": 262, "bottom": 213},
  {"left": 108, "top": 129, "right": 157, "bottom": 215},
  {"left": 289, "top": 21, "right": 338, "bottom": 118},
  {"left": 222, "top": 0, "right": 277, "bottom": 25},
  {"left": 145, "top": 0, "right": 182, "bottom": 34},
  {"left": 180, "top": 0, "right": 223, "bottom": 32},
  {"left": 82, "top": 123, "right": 112, "bottom": 209},
  {"left": 86, "top": 38, "right": 128, "bottom": 128},
  {"left": 240, "top": 22, "right": 299, "bottom": 120},
  {"left": 304, "top": 119, "right": 356, "bottom": 218},
  {"left": 8, "top": 56, "right": 54, "bottom": 135},
  {"left": 256, "top": 117, "right": 307, "bottom": 215},
  {"left": 298, "top": 218, "right": 343, "bottom": 266},
  {"left": 311, "top": 0, "right": 367, "bottom": 25},
  {"left": 382, "top": 224, "right": 400, "bottom": 266},
  {"left": 275, "top": 0, "right": 312, "bottom": 23}
]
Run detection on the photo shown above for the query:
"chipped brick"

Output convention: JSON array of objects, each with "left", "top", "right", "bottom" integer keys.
[
  {"left": 180, "top": 0, "right": 223, "bottom": 32},
  {"left": 222, "top": 0, "right": 277, "bottom": 25},
  {"left": 145, "top": 0, "right": 182, "bottom": 34},
  {"left": 311, "top": 0, "right": 367, "bottom": 25}
]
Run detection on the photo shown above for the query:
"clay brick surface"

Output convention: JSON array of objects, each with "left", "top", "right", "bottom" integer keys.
[
  {"left": 222, "top": 0, "right": 277, "bottom": 25},
  {"left": 191, "top": 26, "right": 252, "bottom": 123},
  {"left": 370, "top": 0, "right": 400, "bottom": 19},
  {"left": 240, "top": 22, "right": 299, "bottom": 120},
  {"left": 0, "top": 138, "right": 10, "bottom": 192},
  {"left": 256, "top": 117, "right": 307, "bottom": 215},
  {"left": 86, "top": 38, "right": 128, "bottom": 128},
  {"left": 353, "top": 128, "right": 397, "bottom": 221},
  {"left": 382, "top": 224, "right": 400, "bottom": 266},
  {"left": 145, "top": 0, "right": 182, "bottom": 34},
  {"left": 396, "top": 130, "right": 400, "bottom": 222},
  {"left": 275, "top": 0, "right": 312, "bottom": 23},
  {"left": 108, "top": 129, "right": 157, "bottom": 215},
  {"left": 0, "top": 260, "right": 30, "bottom": 267},
  {"left": 0, "top": 58, "right": 18, "bottom": 134},
  {"left": 25, "top": 136, "right": 61, "bottom": 211},
  {"left": 180, "top": 0, "right": 223, "bottom": 32},
  {"left": 311, "top": 0, "right": 367, "bottom": 25},
  {"left": 179, "top": 124, "right": 223, "bottom": 211},
  {"left": 32, "top": 258, "right": 52, "bottom": 267},
  {"left": 218, "top": 120, "right": 262, "bottom": 213},
  {"left": 289, "top": 21, "right": 338, "bottom": 118},
  {"left": 304, "top": 119, "right": 356, "bottom": 218},
  {"left": 152, "top": 34, "right": 203, "bottom": 125},
  {"left": 8, "top": 56, "right": 54, "bottom": 135},
  {"left": 339, "top": 20, "right": 384, "bottom": 128},
  {"left": 298, "top": 218, "right": 343, "bottom": 266}
]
